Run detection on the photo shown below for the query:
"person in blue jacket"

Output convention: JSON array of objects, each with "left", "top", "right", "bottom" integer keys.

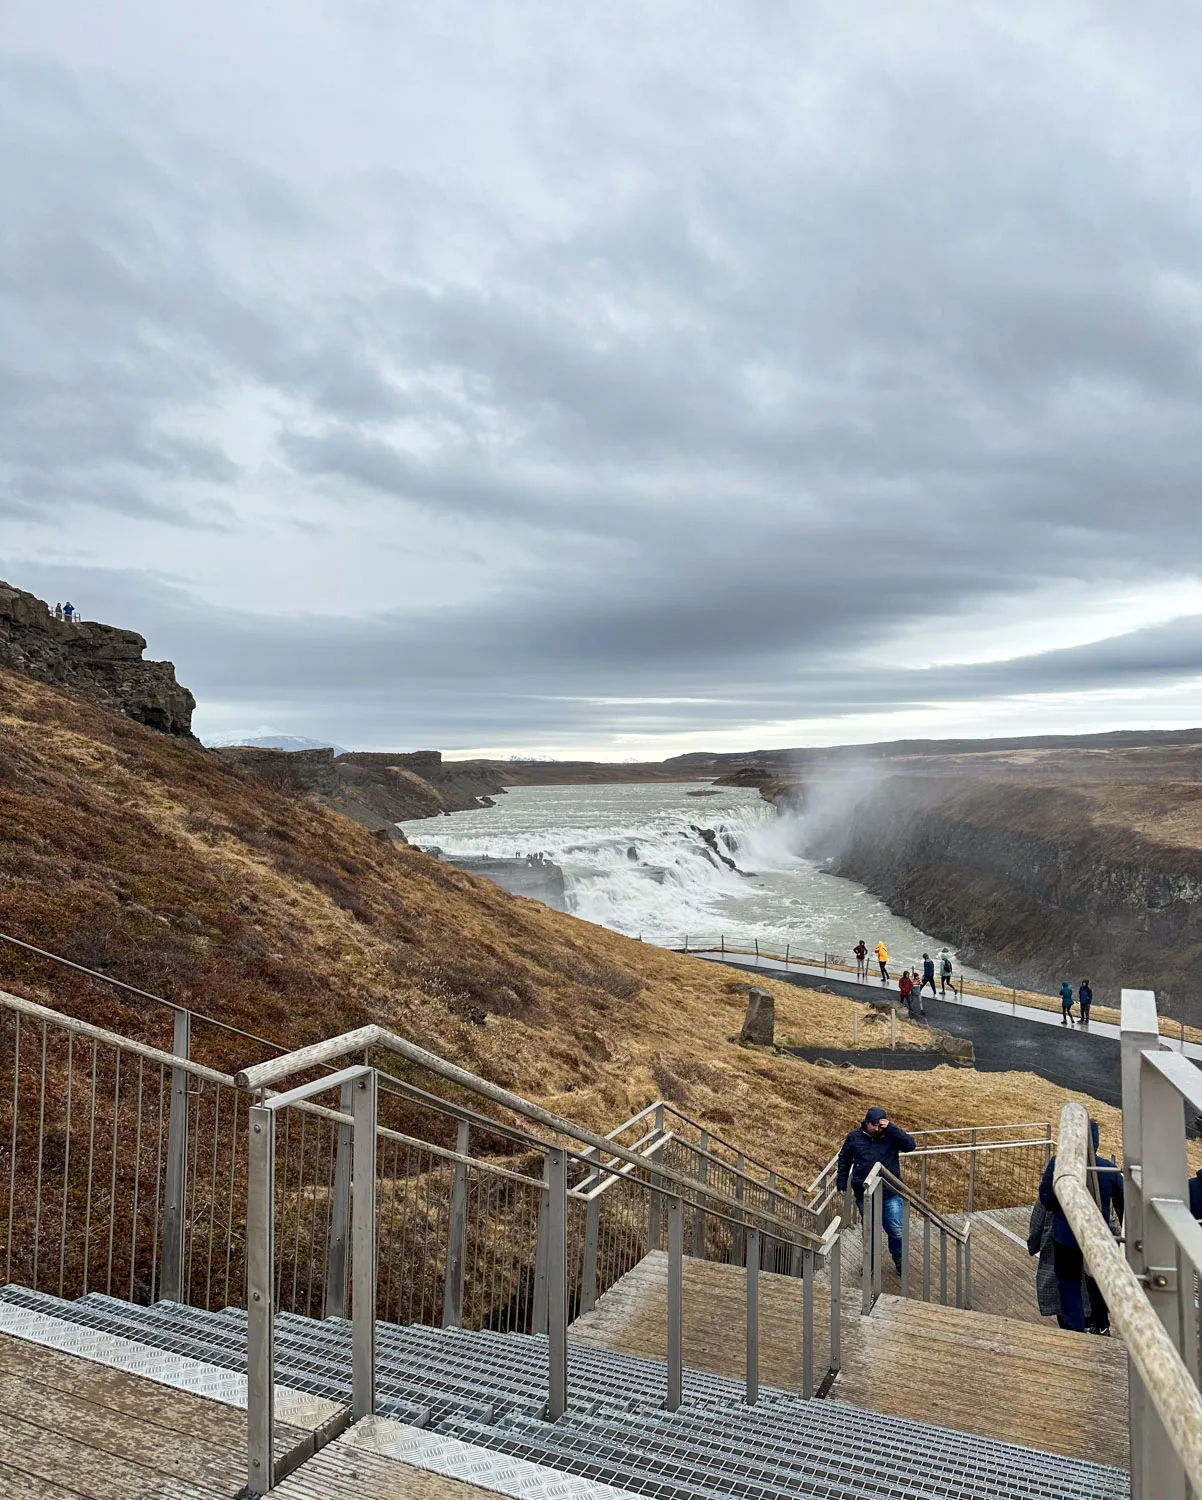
[
  {"left": 1038, "top": 1119, "right": 1123, "bottom": 1334},
  {"left": 918, "top": 953, "right": 937, "bottom": 1006},
  {"left": 836, "top": 1106, "right": 917, "bottom": 1275},
  {"left": 1059, "top": 981, "right": 1075, "bottom": 1025}
]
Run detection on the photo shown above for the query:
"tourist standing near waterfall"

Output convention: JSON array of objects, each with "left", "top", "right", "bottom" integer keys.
[
  {"left": 874, "top": 940, "right": 889, "bottom": 982},
  {"left": 854, "top": 939, "right": 868, "bottom": 980}
]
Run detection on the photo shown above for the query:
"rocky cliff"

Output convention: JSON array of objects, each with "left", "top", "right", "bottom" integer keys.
[
  {"left": 0, "top": 580, "right": 195, "bottom": 738},
  {"left": 215, "top": 746, "right": 507, "bottom": 836},
  {"left": 821, "top": 773, "right": 1202, "bottom": 1023}
]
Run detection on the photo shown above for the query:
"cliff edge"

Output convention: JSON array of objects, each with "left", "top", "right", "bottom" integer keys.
[{"left": 0, "top": 580, "right": 195, "bottom": 738}]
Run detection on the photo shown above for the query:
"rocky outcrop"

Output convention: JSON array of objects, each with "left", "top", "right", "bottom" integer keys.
[
  {"left": 0, "top": 580, "right": 195, "bottom": 738},
  {"left": 737, "top": 986, "right": 775, "bottom": 1044},
  {"left": 215, "top": 746, "right": 508, "bottom": 838}
]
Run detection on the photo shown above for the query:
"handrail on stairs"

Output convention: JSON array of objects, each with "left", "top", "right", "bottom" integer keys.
[{"left": 858, "top": 1160, "right": 971, "bottom": 1315}]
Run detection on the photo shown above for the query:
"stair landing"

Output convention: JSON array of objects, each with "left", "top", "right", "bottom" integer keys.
[{"left": 570, "top": 1244, "right": 1129, "bottom": 1467}]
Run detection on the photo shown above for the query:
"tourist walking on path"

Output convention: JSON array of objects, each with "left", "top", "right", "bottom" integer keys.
[
  {"left": 939, "top": 949, "right": 955, "bottom": 997},
  {"left": 898, "top": 970, "right": 913, "bottom": 1013},
  {"left": 1078, "top": 979, "right": 1093, "bottom": 1026},
  {"left": 836, "top": 1106, "right": 917, "bottom": 1276},
  {"left": 1059, "top": 981, "right": 1076, "bottom": 1025},
  {"left": 874, "top": 940, "right": 889, "bottom": 983},
  {"left": 919, "top": 953, "right": 937, "bottom": 1002},
  {"left": 1038, "top": 1119, "right": 1122, "bottom": 1334},
  {"left": 854, "top": 939, "right": 868, "bottom": 981}
]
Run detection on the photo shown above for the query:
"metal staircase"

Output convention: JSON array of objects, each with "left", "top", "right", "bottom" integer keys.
[{"left": 0, "top": 1284, "right": 1128, "bottom": 1500}]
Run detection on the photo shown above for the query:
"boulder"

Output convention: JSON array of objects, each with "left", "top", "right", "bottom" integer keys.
[{"left": 739, "top": 986, "right": 775, "bottom": 1045}]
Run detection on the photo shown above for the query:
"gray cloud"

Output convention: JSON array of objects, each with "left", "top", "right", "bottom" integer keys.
[{"left": 5, "top": 10, "right": 1202, "bottom": 751}]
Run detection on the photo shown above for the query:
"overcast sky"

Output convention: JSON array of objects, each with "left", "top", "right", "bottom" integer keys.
[{"left": 4, "top": 4, "right": 1202, "bottom": 756}]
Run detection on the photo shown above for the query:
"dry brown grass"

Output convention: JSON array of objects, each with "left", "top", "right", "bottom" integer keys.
[{"left": 0, "top": 670, "right": 1127, "bottom": 1186}]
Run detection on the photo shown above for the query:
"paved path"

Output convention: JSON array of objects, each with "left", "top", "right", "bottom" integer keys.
[{"left": 689, "top": 950, "right": 1199, "bottom": 1109}]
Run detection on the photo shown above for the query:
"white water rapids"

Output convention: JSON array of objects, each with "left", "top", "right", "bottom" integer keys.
[{"left": 401, "top": 780, "right": 989, "bottom": 980}]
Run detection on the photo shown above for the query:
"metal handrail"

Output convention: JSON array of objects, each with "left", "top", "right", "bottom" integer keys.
[
  {"left": 866, "top": 1162, "right": 969, "bottom": 1243},
  {"left": 1056, "top": 1101, "right": 1202, "bottom": 1493},
  {"left": 235, "top": 1024, "right": 828, "bottom": 1250}
]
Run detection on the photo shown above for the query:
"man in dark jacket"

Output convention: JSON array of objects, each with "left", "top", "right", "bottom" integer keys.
[
  {"left": 1038, "top": 1119, "right": 1123, "bottom": 1334},
  {"left": 836, "top": 1107, "right": 917, "bottom": 1274}
]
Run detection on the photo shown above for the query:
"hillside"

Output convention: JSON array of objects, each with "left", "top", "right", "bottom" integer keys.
[{"left": 0, "top": 668, "right": 1122, "bottom": 1176}]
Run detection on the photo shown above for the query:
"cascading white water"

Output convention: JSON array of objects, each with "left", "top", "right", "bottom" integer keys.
[{"left": 400, "top": 780, "right": 987, "bottom": 979}]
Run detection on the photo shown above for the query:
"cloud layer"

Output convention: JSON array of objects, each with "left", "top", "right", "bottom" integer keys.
[{"left": 5, "top": 6, "right": 1202, "bottom": 752}]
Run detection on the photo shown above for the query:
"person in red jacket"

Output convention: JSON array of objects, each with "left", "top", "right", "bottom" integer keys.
[{"left": 898, "top": 971, "right": 914, "bottom": 1013}]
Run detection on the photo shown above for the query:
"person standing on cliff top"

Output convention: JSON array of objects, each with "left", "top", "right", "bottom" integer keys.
[
  {"left": 63, "top": 601, "right": 74, "bottom": 621},
  {"left": 874, "top": 940, "right": 889, "bottom": 983},
  {"left": 1059, "top": 981, "right": 1076, "bottom": 1025},
  {"left": 53, "top": 601, "right": 62, "bottom": 621},
  {"left": 854, "top": 939, "right": 868, "bottom": 980},
  {"left": 1078, "top": 979, "right": 1093, "bottom": 1026}
]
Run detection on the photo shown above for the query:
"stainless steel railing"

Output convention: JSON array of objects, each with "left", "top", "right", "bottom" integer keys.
[
  {"left": 234, "top": 1023, "right": 842, "bottom": 1493},
  {"left": 857, "top": 1162, "right": 971, "bottom": 1315}
]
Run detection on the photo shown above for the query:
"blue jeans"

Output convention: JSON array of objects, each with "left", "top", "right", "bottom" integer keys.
[{"left": 857, "top": 1189, "right": 904, "bottom": 1259}]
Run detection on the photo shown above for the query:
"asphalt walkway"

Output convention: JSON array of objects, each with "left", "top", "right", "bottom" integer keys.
[{"left": 688, "top": 948, "right": 1199, "bottom": 1109}]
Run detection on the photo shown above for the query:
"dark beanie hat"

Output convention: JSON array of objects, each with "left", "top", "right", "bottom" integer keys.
[{"left": 864, "top": 1106, "right": 888, "bottom": 1125}]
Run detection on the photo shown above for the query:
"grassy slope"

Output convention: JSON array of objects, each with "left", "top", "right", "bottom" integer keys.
[{"left": 0, "top": 670, "right": 1122, "bottom": 1179}]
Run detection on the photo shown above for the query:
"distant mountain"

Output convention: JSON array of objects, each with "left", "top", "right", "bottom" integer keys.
[{"left": 205, "top": 732, "right": 349, "bottom": 754}]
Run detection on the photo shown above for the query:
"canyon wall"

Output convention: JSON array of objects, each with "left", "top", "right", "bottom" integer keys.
[{"left": 822, "top": 774, "right": 1202, "bottom": 1022}]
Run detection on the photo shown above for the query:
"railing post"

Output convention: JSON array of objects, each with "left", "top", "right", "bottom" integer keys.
[
  {"left": 1122, "top": 990, "right": 1159, "bottom": 1498},
  {"left": 351, "top": 1069, "right": 377, "bottom": 1422},
  {"left": 922, "top": 1215, "right": 931, "bottom": 1302},
  {"left": 667, "top": 1194, "right": 683, "bottom": 1411},
  {"left": 828, "top": 1231, "right": 841, "bottom": 1376},
  {"left": 967, "top": 1129, "right": 977, "bottom": 1214},
  {"left": 955, "top": 1238, "right": 964, "bottom": 1309},
  {"left": 692, "top": 1130, "right": 709, "bottom": 1259},
  {"left": 964, "top": 1232, "right": 972, "bottom": 1310},
  {"left": 802, "top": 1246, "right": 814, "bottom": 1398},
  {"left": 545, "top": 1146, "right": 568, "bottom": 1420},
  {"left": 442, "top": 1121, "right": 470, "bottom": 1328},
  {"left": 790, "top": 1187, "right": 805, "bottom": 1277},
  {"left": 732, "top": 1151, "right": 746, "bottom": 1264},
  {"left": 533, "top": 1156, "right": 550, "bottom": 1334},
  {"left": 861, "top": 1187, "right": 873, "bottom": 1315},
  {"left": 900, "top": 1197, "right": 910, "bottom": 1293},
  {"left": 325, "top": 1079, "right": 354, "bottom": 1319},
  {"left": 872, "top": 1184, "right": 883, "bottom": 1299},
  {"left": 581, "top": 1196, "right": 600, "bottom": 1315},
  {"left": 160, "top": 1008, "right": 191, "bottom": 1303},
  {"left": 745, "top": 1227, "right": 760, "bottom": 1405},
  {"left": 939, "top": 1229, "right": 948, "bottom": 1304},
  {"left": 246, "top": 1103, "right": 275, "bottom": 1495}
]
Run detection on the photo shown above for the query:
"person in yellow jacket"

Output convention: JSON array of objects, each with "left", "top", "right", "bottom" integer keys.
[{"left": 874, "top": 940, "right": 889, "bottom": 983}]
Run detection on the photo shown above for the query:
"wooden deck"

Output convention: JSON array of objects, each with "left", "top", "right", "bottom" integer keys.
[
  {"left": 569, "top": 1231, "right": 1129, "bottom": 1467},
  {"left": 0, "top": 1330, "right": 309, "bottom": 1498}
]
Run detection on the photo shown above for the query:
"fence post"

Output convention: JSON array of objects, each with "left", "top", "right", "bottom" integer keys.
[
  {"left": 802, "top": 1246, "right": 814, "bottom": 1398},
  {"left": 533, "top": 1156, "right": 550, "bottom": 1334},
  {"left": 861, "top": 1182, "right": 875, "bottom": 1314},
  {"left": 745, "top": 1227, "right": 760, "bottom": 1405},
  {"left": 351, "top": 1069, "right": 377, "bottom": 1422},
  {"left": 732, "top": 1152, "right": 746, "bottom": 1264},
  {"left": 873, "top": 1184, "right": 884, "bottom": 1299},
  {"left": 667, "top": 1194, "right": 683, "bottom": 1411},
  {"left": 955, "top": 1238, "right": 964, "bottom": 1309},
  {"left": 786, "top": 943, "right": 790, "bottom": 966},
  {"left": 325, "top": 1079, "right": 354, "bottom": 1319},
  {"left": 160, "top": 1008, "right": 191, "bottom": 1304},
  {"left": 854, "top": 1011, "right": 859, "bottom": 1046},
  {"left": 967, "top": 1128, "right": 977, "bottom": 1215},
  {"left": 692, "top": 1131, "right": 709, "bottom": 1258},
  {"left": 442, "top": 1121, "right": 470, "bottom": 1328},
  {"left": 1044, "top": 1122, "right": 1053, "bottom": 1167},
  {"left": 922, "top": 1214, "right": 931, "bottom": 1302},
  {"left": 246, "top": 1104, "right": 275, "bottom": 1494},
  {"left": 939, "top": 1229, "right": 948, "bottom": 1304},
  {"left": 545, "top": 1146, "right": 568, "bottom": 1420},
  {"left": 828, "top": 1231, "right": 841, "bottom": 1377},
  {"left": 721, "top": 934, "right": 724, "bottom": 956},
  {"left": 790, "top": 1187, "right": 804, "bottom": 1278},
  {"left": 964, "top": 1233, "right": 972, "bottom": 1311},
  {"left": 890, "top": 1008, "right": 896, "bottom": 1050}
]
